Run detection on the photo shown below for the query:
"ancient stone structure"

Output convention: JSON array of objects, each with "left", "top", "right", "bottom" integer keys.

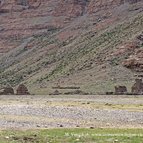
[
  {"left": 0, "top": 86, "right": 14, "bottom": 95},
  {"left": 16, "top": 84, "right": 30, "bottom": 95},
  {"left": 49, "top": 90, "right": 61, "bottom": 95},
  {"left": 115, "top": 86, "right": 127, "bottom": 95},
  {"left": 106, "top": 92, "right": 114, "bottom": 95},
  {"left": 131, "top": 79, "right": 143, "bottom": 95}
]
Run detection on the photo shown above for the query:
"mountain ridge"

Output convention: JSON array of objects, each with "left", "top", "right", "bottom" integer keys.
[{"left": 0, "top": 0, "right": 143, "bottom": 94}]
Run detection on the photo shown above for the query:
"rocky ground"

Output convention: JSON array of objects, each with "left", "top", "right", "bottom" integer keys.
[{"left": 0, "top": 95, "right": 142, "bottom": 129}]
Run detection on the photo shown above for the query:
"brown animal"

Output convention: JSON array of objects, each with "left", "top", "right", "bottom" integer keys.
[
  {"left": 115, "top": 85, "right": 127, "bottom": 95},
  {"left": 16, "top": 84, "right": 30, "bottom": 95},
  {"left": 131, "top": 79, "right": 143, "bottom": 95}
]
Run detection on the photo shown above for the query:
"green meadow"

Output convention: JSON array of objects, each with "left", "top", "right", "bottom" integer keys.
[{"left": 0, "top": 128, "right": 143, "bottom": 143}]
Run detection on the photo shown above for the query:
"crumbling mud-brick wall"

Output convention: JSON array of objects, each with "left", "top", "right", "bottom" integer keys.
[
  {"left": 0, "top": 86, "right": 14, "bottom": 95},
  {"left": 115, "top": 86, "right": 127, "bottom": 95},
  {"left": 131, "top": 79, "right": 143, "bottom": 95},
  {"left": 16, "top": 84, "right": 30, "bottom": 95}
]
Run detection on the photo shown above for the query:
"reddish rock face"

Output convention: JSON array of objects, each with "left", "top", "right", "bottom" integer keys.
[
  {"left": 0, "top": 0, "right": 142, "bottom": 53},
  {"left": 122, "top": 33, "right": 143, "bottom": 72},
  {"left": 122, "top": 58, "right": 140, "bottom": 69},
  {"left": 53, "top": 0, "right": 139, "bottom": 17},
  {"left": 16, "top": 84, "right": 30, "bottom": 95},
  {"left": 87, "top": 0, "right": 124, "bottom": 13},
  {"left": 131, "top": 79, "right": 143, "bottom": 95},
  {"left": 122, "top": 50, "right": 143, "bottom": 72},
  {"left": 115, "top": 85, "right": 127, "bottom": 95},
  {"left": 52, "top": 0, "right": 87, "bottom": 17}
]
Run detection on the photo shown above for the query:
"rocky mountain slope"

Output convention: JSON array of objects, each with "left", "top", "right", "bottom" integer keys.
[{"left": 0, "top": 0, "right": 143, "bottom": 94}]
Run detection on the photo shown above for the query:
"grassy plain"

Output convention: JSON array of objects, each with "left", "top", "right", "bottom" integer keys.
[{"left": 0, "top": 128, "right": 143, "bottom": 143}]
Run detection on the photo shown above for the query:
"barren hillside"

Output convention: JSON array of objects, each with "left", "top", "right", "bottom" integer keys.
[{"left": 0, "top": 0, "right": 143, "bottom": 94}]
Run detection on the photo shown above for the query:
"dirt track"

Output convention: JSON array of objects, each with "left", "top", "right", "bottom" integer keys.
[{"left": 0, "top": 95, "right": 143, "bottom": 129}]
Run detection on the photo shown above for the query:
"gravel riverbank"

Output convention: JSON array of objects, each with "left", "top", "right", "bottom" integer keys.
[{"left": 0, "top": 95, "right": 142, "bottom": 129}]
